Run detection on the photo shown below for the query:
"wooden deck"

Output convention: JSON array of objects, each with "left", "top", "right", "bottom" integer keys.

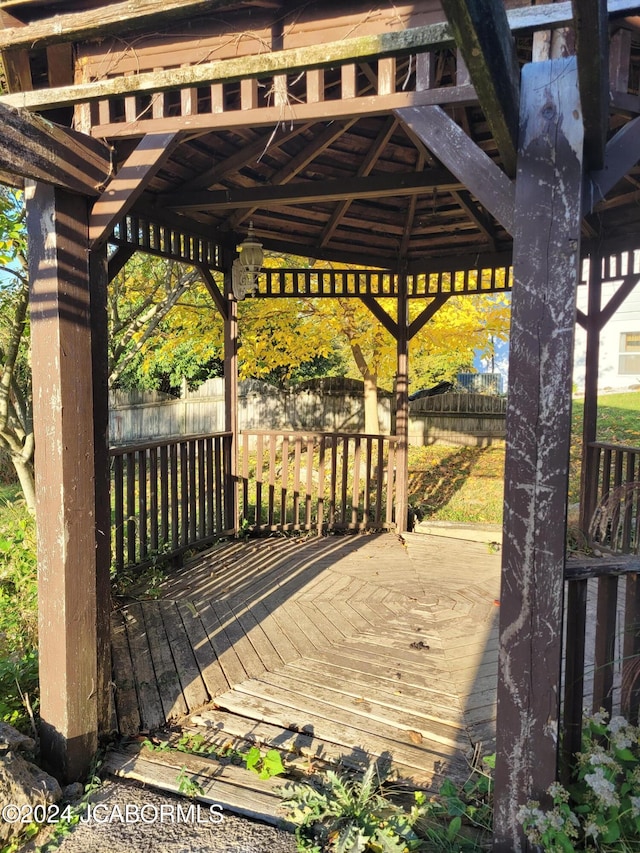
[{"left": 111, "top": 532, "right": 501, "bottom": 789}]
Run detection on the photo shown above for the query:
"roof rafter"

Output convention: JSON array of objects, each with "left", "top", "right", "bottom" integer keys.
[
  {"left": 319, "top": 117, "right": 398, "bottom": 249},
  {"left": 439, "top": 0, "right": 520, "bottom": 176},
  {"left": 394, "top": 105, "right": 515, "bottom": 234},
  {"left": 90, "top": 131, "right": 179, "bottom": 247},
  {"left": 228, "top": 119, "right": 357, "bottom": 231},
  {"left": 163, "top": 169, "right": 464, "bottom": 212}
]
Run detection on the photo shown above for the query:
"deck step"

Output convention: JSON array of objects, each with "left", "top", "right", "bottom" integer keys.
[{"left": 103, "top": 744, "right": 291, "bottom": 828}]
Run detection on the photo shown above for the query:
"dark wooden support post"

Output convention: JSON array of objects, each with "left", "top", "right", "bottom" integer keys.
[
  {"left": 395, "top": 272, "right": 409, "bottom": 534},
  {"left": 27, "top": 182, "right": 101, "bottom": 781},
  {"left": 223, "top": 253, "right": 238, "bottom": 533},
  {"left": 579, "top": 251, "right": 603, "bottom": 534},
  {"left": 88, "top": 247, "right": 112, "bottom": 735},
  {"left": 493, "top": 57, "right": 584, "bottom": 851}
]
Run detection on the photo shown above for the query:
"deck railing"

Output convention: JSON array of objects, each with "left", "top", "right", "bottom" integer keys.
[
  {"left": 562, "top": 558, "right": 640, "bottom": 775},
  {"left": 238, "top": 430, "right": 398, "bottom": 534},
  {"left": 110, "top": 432, "right": 233, "bottom": 573},
  {"left": 582, "top": 441, "right": 640, "bottom": 550},
  {"left": 562, "top": 440, "right": 640, "bottom": 772}
]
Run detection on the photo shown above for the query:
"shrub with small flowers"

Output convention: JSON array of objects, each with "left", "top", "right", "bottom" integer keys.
[{"left": 518, "top": 710, "right": 640, "bottom": 851}]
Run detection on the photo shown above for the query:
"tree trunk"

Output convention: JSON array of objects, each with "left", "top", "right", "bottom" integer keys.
[
  {"left": 363, "top": 373, "right": 379, "bottom": 435},
  {"left": 11, "top": 454, "right": 35, "bottom": 511}
]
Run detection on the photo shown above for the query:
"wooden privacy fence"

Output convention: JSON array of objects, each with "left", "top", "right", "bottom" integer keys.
[
  {"left": 110, "top": 432, "right": 233, "bottom": 574},
  {"left": 238, "top": 430, "right": 398, "bottom": 534},
  {"left": 562, "top": 440, "right": 640, "bottom": 773}
]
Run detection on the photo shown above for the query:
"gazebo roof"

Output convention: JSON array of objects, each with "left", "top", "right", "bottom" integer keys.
[{"left": 2, "top": 0, "right": 640, "bottom": 271}]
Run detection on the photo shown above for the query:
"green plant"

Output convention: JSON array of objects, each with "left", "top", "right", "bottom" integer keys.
[
  {"left": 176, "top": 765, "right": 205, "bottom": 799},
  {"left": 518, "top": 711, "right": 640, "bottom": 851},
  {"left": 0, "top": 499, "right": 38, "bottom": 731},
  {"left": 244, "top": 746, "right": 285, "bottom": 779},
  {"left": 281, "top": 759, "right": 430, "bottom": 853}
]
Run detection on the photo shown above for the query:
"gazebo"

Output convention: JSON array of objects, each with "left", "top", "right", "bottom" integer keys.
[{"left": 2, "top": 0, "right": 640, "bottom": 848}]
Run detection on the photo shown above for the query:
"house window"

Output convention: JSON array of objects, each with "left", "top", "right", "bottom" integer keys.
[{"left": 619, "top": 332, "right": 640, "bottom": 374}]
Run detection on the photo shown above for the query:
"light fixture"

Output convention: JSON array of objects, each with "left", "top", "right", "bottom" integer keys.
[{"left": 231, "top": 221, "right": 264, "bottom": 300}]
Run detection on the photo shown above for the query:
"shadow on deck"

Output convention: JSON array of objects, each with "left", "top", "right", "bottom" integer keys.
[{"left": 111, "top": 532, "right": 501, "bottom": 789}]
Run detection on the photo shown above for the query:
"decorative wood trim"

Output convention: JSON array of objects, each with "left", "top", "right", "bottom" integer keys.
[
  {"left": 440, "top": 0, "right": 519, "bottom": 175},
  {"left": 394, "top": 104, "right": 515, "bottom": 234},
  {"left": 199, "top": 265, "right": 227, "bottom": 320},
  {"left": 88, "top": 87, "right": 478, "bottom": 140},
  {"left": 407, "top": 295, "right": 450, "bottom": 340}
]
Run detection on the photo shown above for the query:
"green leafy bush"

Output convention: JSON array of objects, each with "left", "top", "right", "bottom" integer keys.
[
  {"left": 519, "top": 711, "right": 640, "bottom": 852},
  {"left": 0, "top": 499, "right": 38, "bottom": 730}
]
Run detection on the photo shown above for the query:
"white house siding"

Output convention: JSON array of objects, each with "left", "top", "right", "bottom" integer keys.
[{"left": 574, "top": 279, "right": 640, "bottom": 393}]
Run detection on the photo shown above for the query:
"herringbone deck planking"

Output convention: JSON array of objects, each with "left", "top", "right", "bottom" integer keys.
[{"left": 111, "top": 532, "right": 501, "bottom": 788}]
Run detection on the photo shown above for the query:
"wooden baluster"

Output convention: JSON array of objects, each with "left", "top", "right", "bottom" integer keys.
[
  {"left": 170, "top": 442, "right": 179, "bottom": 551},
  {"left": 113, "top": 454, "right": 124, "bottom": 574},
  {"left": 623, "top": 573, "right": 640, "bottom": 723},
  {"left": 352, "top": 436, "right": 362, "bottom": 527},
  {"left": 375, "top": 439, "right": 385, "bottom": 526},
  {"left": 206, "top": 436, "right": 214, "bottom": 536},
  {"left": 188, "top": 439, "right": 197, "bottom": 543},
  {"left": 593, "top": 575, "right": 620, "bottom": 716},
  {"left": 340, "top": 436, "right": 349, "bottom": 525},
  {"left": 293, "top": 435, "right": 302, "bottom": 529},
  {"left": 317, "top": 435, "right": 326, "bottom": 535},
  {"left": 386, "top": 440, "right": 396, "bottom": 527},
  {"left": 281, "top": 434, "right": 289, "bottom": 529},
  {"left": 149, "top": 446, "right": 158, "bottom": 555},
  {"left": 126, "top": 452, "right": 136, "bottom": 566},
  {"left": 198, "top": 438, "right": 206, "bottom": 539},
  {"left": 241, "top": 432, "right": 249, "bottom": 526},
  {"left": 561, "top": 578, "right": 588, "bottom": 781},
  {"left": 160, "top": 444, "right": 169, "bottom": 549},
  {"left": 364, "top": 437, "right": 373, "bottom": 529},
  {"left": 215, "top": 435, "right": 223, "bottom": 532},
  {"left": 138, "top": 449, "right": 148, "bottom": 560},
  {"left": 305, "top": 436, "right": 314, "bottom": 530},
  {"left": 268, "top": 433, "right": 277, "bottom": 528},
  {"left": 255, "top": 433, "right": 264, "bottom": 527}
]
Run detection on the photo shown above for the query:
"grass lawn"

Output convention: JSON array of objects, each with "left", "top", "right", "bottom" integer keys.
[{"left": 409, "top": 390, "right": 640, "bottom": 525}]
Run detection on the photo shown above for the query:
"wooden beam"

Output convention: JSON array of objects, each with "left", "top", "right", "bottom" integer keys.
[
  {"left": 228, "top": 119, "right": 357, "bottom": 231},
  {"left": 90, "top": 88, "right": 476, "bottom": 140},
  {"left": 179, "top": 124, "right": 313, "bottom": 193},
  {"left": 573, "top": 0, "right": 609, "bottom": 169},
  {"left": 319, "top": 117, "right": 397, "bottom": 248},
  {"left": 451, "top": 189, "right": 497, "bottom": 250},
  {"left": 359, "top": 296, "right": 398, "bottom": 338},
  {"left": 583, "top": 115, "right": 640, "bottom": 213},
  {"left": 90, "top": 132, "right": 178, "bottom": 247},
  {"left": 0, "top": 0, "right": 257, "bottom": 51},
  {"left": 164, "top": 169, "right": 464, "bottom": 211},
  {"left": 0, "top": 102, "right": 111, "bottom": 195},
  {"left": 440, "top": 0, "right": 519, "bottom": 176},
  {"left": 407, "top": 296, "right": 450, "bottom": 340},
  {"left": 394, "top": 105, "right": 515, "bottom": 234},
  {"left": 199, "top": 265, "right": 227, "bottom": 320},
  {"left": 0, "top": 23, "right": 454, "bottom": 107},
  {"left": 600, "top": 272, "right": 640, "bottom": 325},
  {"left": 493, "top": 57, "right": 583, "bottom": 850},
  {"left": 27, "top": 182, "right": 101, "bottom": 780}
]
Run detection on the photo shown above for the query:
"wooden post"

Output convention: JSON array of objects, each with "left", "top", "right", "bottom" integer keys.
[
  {"left": 27, "top": 182, "right": 100, "bottom": 781},
  {"left": 493, "top": 57, "right": 584, "bottom": 851},
  {"left": 579, "top": 251, "right": 602, "bottom": 533},
  {"left": 395, "top": 272, "right": 409, "bottom": 534},
  {"left": 223, "top": 253, "right": 239, "bottom": 533},
  {"left": 89, "top": 247, "right": 112, "bottom": 735}
]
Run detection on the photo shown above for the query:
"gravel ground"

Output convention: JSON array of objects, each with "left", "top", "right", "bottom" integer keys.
[{"left": 21, "top": 778, "right": 299, "bottom": 853}]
